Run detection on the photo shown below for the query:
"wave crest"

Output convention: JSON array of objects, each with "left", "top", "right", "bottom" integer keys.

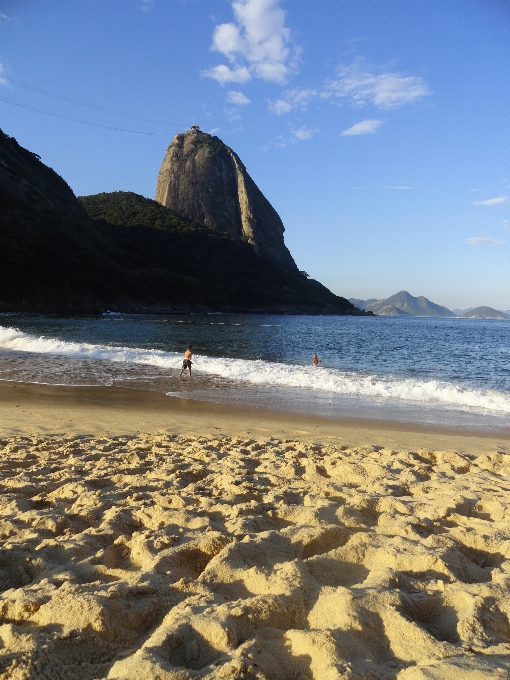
[{"left": 1, "top": 326, "right": 510, "bottom": 414}]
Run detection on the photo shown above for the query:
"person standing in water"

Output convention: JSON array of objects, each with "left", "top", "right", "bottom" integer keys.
[
  {"left": 179, "top": 345, "right": 193, "bottom": 378},
  {"left": 311, "top": 354, "right": 322, "bottom": 366}
]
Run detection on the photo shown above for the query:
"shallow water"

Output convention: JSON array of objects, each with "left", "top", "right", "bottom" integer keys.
[{"left": 1, "top": 313, "right": 510, "bottom": 432}]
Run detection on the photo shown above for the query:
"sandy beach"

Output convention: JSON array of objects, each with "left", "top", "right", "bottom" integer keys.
[{"left": 1, "top": 381, "right": 510, "bottom": 679}]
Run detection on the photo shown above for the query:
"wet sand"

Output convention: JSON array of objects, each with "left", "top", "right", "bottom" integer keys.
[{"left": 1, "top": 380, "right": 508, "bottom": 454}]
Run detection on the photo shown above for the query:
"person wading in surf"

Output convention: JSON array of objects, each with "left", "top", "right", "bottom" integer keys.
[
  {"left": 179, "top": 345, "right": 193, "bottom": 378},
  {"left": 311, "top": 354, "right": 322, "bottom": 366}
]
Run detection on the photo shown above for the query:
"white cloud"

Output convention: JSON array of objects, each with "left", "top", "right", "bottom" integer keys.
[
  {"left": 140, "top": 0, "right": 155, "bottom": 11},
  {"left": 268, "top": 87, "right": 317, "bottom": 114},
  {"left": 325, "top": 61, "right": 430, "bottom": 109},
  {"left": 212, "top": 22, "right": 245, "bottom": 57},
  {"left": 201, "top": 64, "right": 251, "bottom": 85},
  {"left": 268, "top": 59, "right": 428, "bottom": 119},
  {"left": 0, "top": 12, "right": 11, "bottom": 22},
  {"left": 227, "top": 90, "right": 250, "bottom": 105},
  {"left": 268, "top": 99, "right": 292, "bottom": 115},
  {"left": 385, "top": 185, "right": 414, "bottom": 190},
  {"left": 472, "top": 196, "right": 508, "bottom": 206},
  {"left": 341, "top": 119, "right": 382, "bottom": 136},
  {"left": 208, "top": 127, "right": 220, "bottom": 134},
  {"left": 466, "top": 237, "right": 503, "bottom": 245},
  {"left": 292, "top": 126, "right": 315, "bottom": 141},
  {"left": 252, "top": 61, "right": 289, "bottom": 83},
  {"left": 203, "top": 0, "right": 295, "bottom": 85},
  {"left": 503, "top": 220, "right": 510, "bottom": 229}
]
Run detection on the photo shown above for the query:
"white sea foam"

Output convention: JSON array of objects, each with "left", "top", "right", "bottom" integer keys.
[{"left": 1, "top": 326, "right": 510, "bottom": 415}]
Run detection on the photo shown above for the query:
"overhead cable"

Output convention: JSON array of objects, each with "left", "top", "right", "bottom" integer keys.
[
  {"left": 0, "top": 95, "right": 178, "bottom": 134},
  {"left": 6, "top": 79, "right": 177, "bottom": 126}
]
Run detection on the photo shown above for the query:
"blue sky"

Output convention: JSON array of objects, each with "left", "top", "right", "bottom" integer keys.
[{"left": 1, "top": 0, "right": 510, "bottom": 309}]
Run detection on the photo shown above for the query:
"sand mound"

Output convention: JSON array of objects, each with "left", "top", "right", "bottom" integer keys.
[{"left": 1, "top": 433, "right": 510, "bottom": 679}]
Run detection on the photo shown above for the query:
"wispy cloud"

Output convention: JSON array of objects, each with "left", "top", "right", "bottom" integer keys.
[
  {"left": 292, "top": 126, "right": 315, "bottom": 141},
  {"left": 503, "top": 219, "right": 510, "bottom": 229},
  {"left": 204, "top": 64, "right": 251, "bottom": 85},
  {"left": 341, "top": 119, "right": 382, "bottom": 136},
  {"left": 227, "top": 90, "right": 250, "bottom": 105},
  {"left": 0, "top": 12, "right": 12, "bottom": 22},
  {"left": 385, "top": 185, "right": 414, "bottom": 190},
  {"left": 268, "top": 99, "right": 292, "bottom": 115},
  {"left": 324, "top": 60, "right": 430, "bottom": 109},
  {"left": 268, "top": 87, "right": 316, "bottom": 114},
  {"left": 466, "top": 237, "right": 503, "bottom": 245},
  {"left": 202, "top": 0, "right": 296, "bottom": 85},
  {"left": 0, "top": 63, "right": 8, "bottom": 86},
  {"left": 224, "top": 107, "right": 242, "bottom": 121},
  {"left": 267, "top": 59, "right": 429, "bottom": 118},
  {"left": 267, "top": 134, "right": 287, "bottom": 149},
  {"left": 140, "top": 0, "right": 155, "bottom": 12},
  {"left": 472, "top": 196, "right": 507, "bottom": 206}
]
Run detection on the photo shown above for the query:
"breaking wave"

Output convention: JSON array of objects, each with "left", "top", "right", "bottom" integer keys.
[{"left": 1, "top": 325, "right": 510, "bottom": 414}]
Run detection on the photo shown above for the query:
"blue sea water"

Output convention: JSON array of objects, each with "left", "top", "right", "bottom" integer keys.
[{"left": 1, "top": 313, "right": 510, "bottom": 432}]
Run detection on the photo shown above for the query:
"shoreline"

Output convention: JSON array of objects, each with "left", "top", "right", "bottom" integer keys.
[{"left": 1, "top": 379, "right": 508, "bottom": 454}]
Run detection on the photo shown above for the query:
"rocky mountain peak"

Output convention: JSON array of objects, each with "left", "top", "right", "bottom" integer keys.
[{"left": 155, "top": 129, "right": 297, "bottom": 270}]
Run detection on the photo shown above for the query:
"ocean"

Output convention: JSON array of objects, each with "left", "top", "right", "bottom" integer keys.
[{"left": 1, "top": 313, "right": 510, "bottom": 433}]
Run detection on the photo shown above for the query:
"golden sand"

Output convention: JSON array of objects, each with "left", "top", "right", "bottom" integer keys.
[{"left": 1, "top": 381, "right": 510, "bottom": 679}]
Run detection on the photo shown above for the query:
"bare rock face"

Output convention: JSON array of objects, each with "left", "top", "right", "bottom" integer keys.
[{"left": 155, "top": 127, "right": 297, "bottom": 270}]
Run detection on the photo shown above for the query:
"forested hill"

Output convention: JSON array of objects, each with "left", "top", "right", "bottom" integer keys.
[{"left": 0, "top": 130, "right": 364, "bottom": 314}]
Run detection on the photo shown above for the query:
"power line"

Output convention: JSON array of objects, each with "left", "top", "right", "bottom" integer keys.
[
  {"left": 7, "top": 78, "right": 178, "bottom": 126},
  {"left": 0, "top": 95, "right": 179, "bottom": 134}
]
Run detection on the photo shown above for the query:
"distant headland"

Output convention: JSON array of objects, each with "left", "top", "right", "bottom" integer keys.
[{"left": 350, "top": 291, "right": 510, "bottom": 319}]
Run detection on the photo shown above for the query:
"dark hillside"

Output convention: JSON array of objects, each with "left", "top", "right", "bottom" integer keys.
[
  {"left": 0, "top": 130, "right": 119, "bottom": 311},
  {"left": 0, "top": 130, "right": 363, "bottom": 314},
  {"left": 79, "top": 192, "right": 359, "bottom": 313}
]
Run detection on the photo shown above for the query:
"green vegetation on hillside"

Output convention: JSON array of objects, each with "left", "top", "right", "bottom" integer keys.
[{"left": 79, "top": 191, "right": 201, "bottom": 234}]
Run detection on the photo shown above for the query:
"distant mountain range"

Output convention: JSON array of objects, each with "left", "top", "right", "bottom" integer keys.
[
  {"left": 349, "top": 291, "right": 454, "bottom": 317},
  {"left": 350, "top": 292, "right": 510, "bottom": 319}
]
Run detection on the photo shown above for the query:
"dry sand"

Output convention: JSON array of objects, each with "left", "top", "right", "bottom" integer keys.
[{"left": 1, "top": 381, "right": 510, "bottom": 679}]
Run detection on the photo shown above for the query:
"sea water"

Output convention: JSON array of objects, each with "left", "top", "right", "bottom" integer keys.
[{"left": 1, "top": 313, "right": 510, "bottom": 433}]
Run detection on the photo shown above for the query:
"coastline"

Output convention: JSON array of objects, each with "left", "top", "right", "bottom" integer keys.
[{"left": 1, "top": 379, "right": 508, "bottom": 453}]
